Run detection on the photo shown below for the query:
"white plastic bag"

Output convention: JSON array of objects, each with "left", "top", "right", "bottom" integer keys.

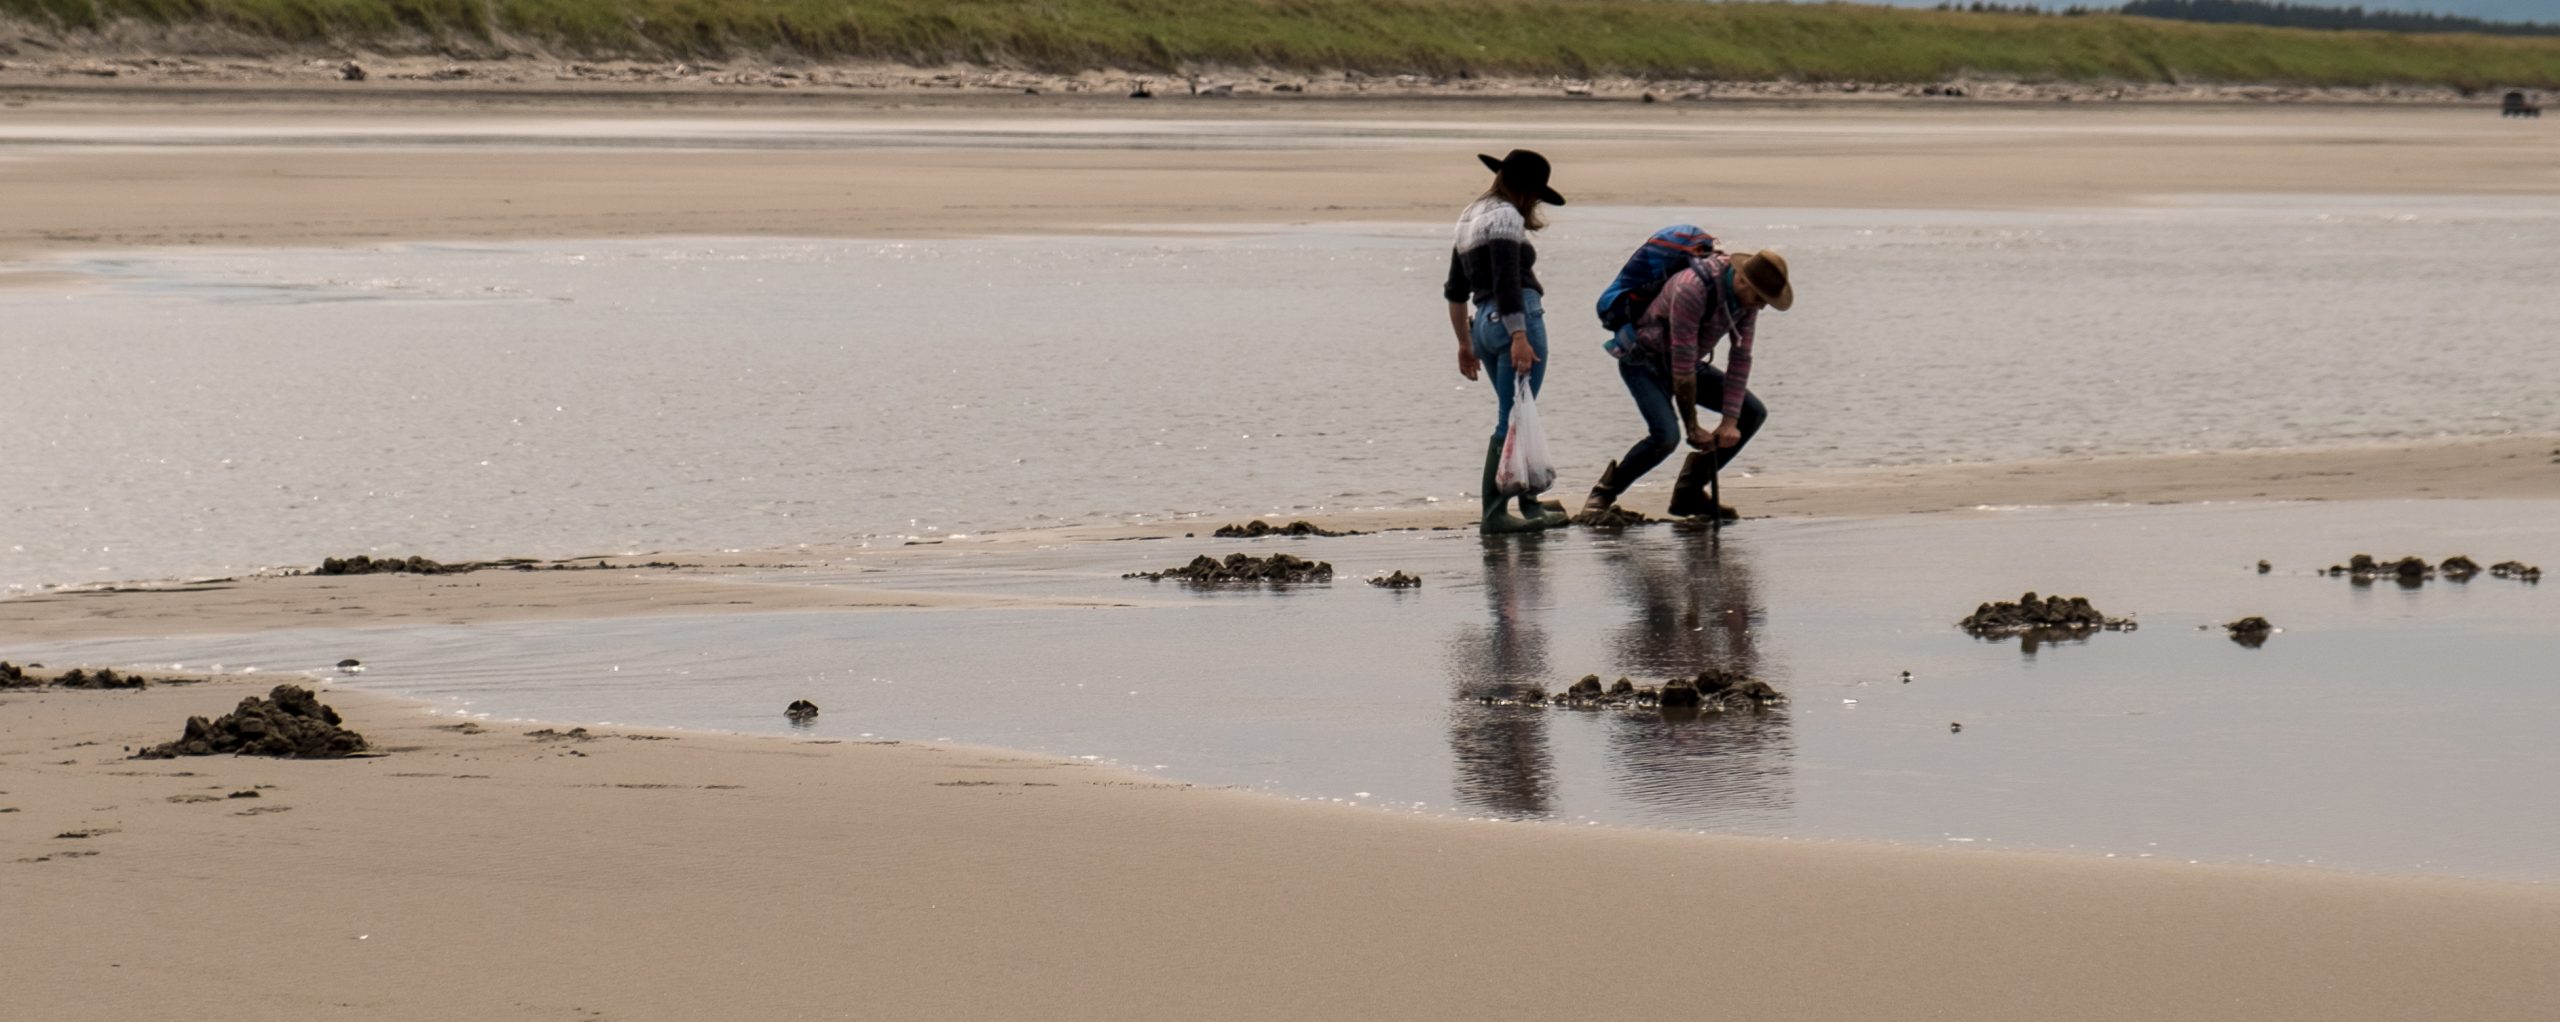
[{"left": 1495, "top": 376, "right": 1557, "bottom": 497}]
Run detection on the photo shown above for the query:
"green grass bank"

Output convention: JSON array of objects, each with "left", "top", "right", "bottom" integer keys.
[{"left": 8, "top": 0, "right": 2560, "bottom": 89}]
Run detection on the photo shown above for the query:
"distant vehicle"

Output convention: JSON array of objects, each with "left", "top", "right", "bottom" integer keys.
[{"left": 2504, "top": 91, "right": 2542, "bottom": 118}]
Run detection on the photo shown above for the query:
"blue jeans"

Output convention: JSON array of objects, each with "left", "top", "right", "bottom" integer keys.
[
  {"left": 1613, "top": 356, "right": 1767, "bottom": 488},
  {"left": 1471, "top": 290, "right": 1548, "bottom": 443}
]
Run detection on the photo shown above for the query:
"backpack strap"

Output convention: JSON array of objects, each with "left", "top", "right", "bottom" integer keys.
[{"left": 1689, "top": 259, "right": 1741, "bottom": 351}]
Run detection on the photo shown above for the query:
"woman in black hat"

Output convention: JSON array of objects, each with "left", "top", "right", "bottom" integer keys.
[{"left": 1443, "top": 149, "right": 1569, "bottom": 533}]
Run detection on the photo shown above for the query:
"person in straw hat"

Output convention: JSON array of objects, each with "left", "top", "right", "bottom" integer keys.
[
  {"left": 1443, "top": 148, "right": 1571, "bottom": 532},
  {"left": 1581, "top": 246, "right": 1792, "bottom": 521}
]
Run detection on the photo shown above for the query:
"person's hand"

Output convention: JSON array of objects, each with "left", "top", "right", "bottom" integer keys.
[
  {"left": 1457, "top": 347, "right": 1481, "bottom": 381},
  {"left": 1508, "top": 330, "right": 1537, "bottom": 376},
  {"left": 1714, "top": 422, "right": 1743, "bottom": 449},
  {"left": 1686, "top": 424, "right": 1715, "bottom": 451}
]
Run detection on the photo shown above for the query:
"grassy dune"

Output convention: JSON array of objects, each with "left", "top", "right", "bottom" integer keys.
[{"left": 8, "top": 0, "right": 2560, "bottom": 88}]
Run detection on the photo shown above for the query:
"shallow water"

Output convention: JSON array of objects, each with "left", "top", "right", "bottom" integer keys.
[
  {"left": 7, "top": 198, "right": 2559, "bottom": 589},
  {"left": 20, "top": 501, "right": 2557, "bottom": 880}
]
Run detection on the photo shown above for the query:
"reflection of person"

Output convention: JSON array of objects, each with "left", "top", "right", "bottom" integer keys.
[
  {"left": 1583, "top": 250, "right": 1793, "bottom": 522},
  {"left": 1441, "top": 538, "right": 1556, "bottom": 816},
  {"left": 1444, "top": 149, "right": 1569, "bottom": 533},
  {"left": 1595, "top": 532, "right": 1794, "bottom": 826},
  {"left": 1599, "top": 531, "right": 1762, "bottom": 681}
]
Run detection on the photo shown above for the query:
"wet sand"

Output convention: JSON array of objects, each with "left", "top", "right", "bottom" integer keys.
[
  {"left": 20, "top": 499, "right": 2555, "bottom": 877},
  {"left": 4, "top": 435, "right": 2551, "bottom": 641},
  {"left": 7, "top": 676, "right": 2558, "bottom": 1021}
]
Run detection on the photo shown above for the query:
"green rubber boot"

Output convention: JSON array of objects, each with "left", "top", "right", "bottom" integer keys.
[
  {"left": 1480, "top": 436, "right": 1540, "bottom": 534},
  {"left": 1517, "top": 492, "right": 1570, "bottom": 529}
]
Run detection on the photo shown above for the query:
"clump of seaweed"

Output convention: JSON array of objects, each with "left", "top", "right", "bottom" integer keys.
[{"left": 1124, "top": 553, "right": 1333, "bottom": 584}]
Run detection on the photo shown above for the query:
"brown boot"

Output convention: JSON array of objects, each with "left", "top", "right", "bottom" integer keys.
[
  {"left": 1665, "top": 453, "right": 1737, "bottom": 521},
  {"left": 1581, "top": 460, "right": 1624, "bottom": 513}
]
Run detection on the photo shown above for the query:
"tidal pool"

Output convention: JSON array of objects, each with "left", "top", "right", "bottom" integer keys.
[{"left": 19, "top": 500, "right": 2555, "bottom": 881}]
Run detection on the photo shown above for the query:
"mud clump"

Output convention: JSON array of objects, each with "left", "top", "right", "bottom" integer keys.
[
  {"left": 54, "top": 667, "right": 147, "bottom": 690},
  {"left": 1213, "top": 520, "right": 1362, "bottom": 539},
  {"left": 1367, "top": 571, "right": 1422, "bottom": 589},
  {"left": 1959, "top": 592, "right": 2136, "bottom": 641},
  {"left": 2325, "top": 554, "right": 2538, "bottom": 586},
  {"left": 1125, "top": 553, "right": 1333, "bottom": 584},
  {"left": 2224, "top": 616, "right": 2275, "bottom": 648},
  {"left": 1, "top": 663, "right": 152, "bottom": 690},
  {"left": 316, "top": 555, "right": 462, "bottom": 576},
  {"left": 1489, "top": 670, "right": 1784, "bottom": 713},
  {"left": 1691, "top": 668, "right": 1784, "bottom": 706},
  {"left": 1569, "top": 506, "right": 1656, "bottom": 529},
  {"left": 132, "top": 685, "right": 368, "bottom": 759},
  {"left": 313, "top": 555, "right": 685, "bottom": 577}
]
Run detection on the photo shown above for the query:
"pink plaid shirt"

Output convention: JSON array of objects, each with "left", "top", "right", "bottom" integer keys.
[{"left": 1627, "top": 255, "right": 1756, "bottom": 420}]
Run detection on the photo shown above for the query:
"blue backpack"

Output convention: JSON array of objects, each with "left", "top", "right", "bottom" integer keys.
[{"left": 1595, "top": 225, "right": 1718, "bottom": 331}]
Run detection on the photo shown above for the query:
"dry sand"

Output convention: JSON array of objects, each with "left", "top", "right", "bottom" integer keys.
[
  {"left": 7, "top": 676, "right": 2558, "bottom": 1022},
  {"left": 10, "top": 91, "right": 2560, "bottom": 1020},
  {"left": 4, "top": 94, "right": 2559, "bottom": 264}
]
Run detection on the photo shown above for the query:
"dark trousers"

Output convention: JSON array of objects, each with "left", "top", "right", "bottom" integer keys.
[{"left": 1613, "top": 358, "right": 1767, "bottom": 488}]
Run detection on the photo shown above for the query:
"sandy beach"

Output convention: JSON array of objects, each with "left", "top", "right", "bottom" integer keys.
[
  {"left": 8, "top": 676, "right": 2559, "bottom": 1021},
  {"left": 8, "top": 83, "right": 2560, "bottom": 1019},
  {"left": 4, "top": 93, "right": 2560, "bottom": 265}
]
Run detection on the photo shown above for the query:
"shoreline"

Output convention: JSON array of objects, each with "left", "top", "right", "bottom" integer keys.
[
  {"left": 4, "top": 433, "right": 2554, "bottom": 641},
  {"left": 8, "top": 674, "right": 2558, "bottom": 1020}
]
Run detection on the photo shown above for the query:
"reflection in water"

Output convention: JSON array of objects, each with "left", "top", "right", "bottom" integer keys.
[
  {"left": 1443, "top": 537, "right": 1557, "bottom": 817},
  {"left": 1442, "top": 531, "right": 1797, "bottom": 827},
  {"left": 2012, "top": 628, "right": 2093, "bottom": 657},
  {"left": 1597, "top": 532, "right": 1796, "bottom": 828}
]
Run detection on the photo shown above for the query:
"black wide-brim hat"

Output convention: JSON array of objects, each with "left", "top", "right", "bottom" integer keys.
[{"left": 1478, "top": 149, "right": 1566, "bottom": 206}]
